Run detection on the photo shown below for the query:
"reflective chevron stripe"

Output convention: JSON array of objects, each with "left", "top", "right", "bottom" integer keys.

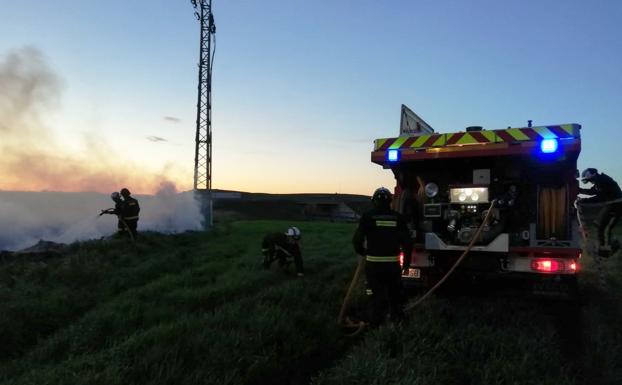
[{"left": 373, "top": 124, "right": 581, "bottom": 151}]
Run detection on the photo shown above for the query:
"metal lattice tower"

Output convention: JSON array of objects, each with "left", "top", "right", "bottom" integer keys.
[{"left": 191, "top": 0, "right": 215, "bottom": 191}]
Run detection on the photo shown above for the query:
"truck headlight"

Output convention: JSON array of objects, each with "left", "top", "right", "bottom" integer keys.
[{"left": 425, "top": 183, "right": 439, "bottom": 198}]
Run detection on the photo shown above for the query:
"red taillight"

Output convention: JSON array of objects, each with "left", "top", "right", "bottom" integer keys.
[
  {"left": 570, "top": 262, "right": 577, "bottom": 271},
  {"left": 531, "top": 259, "right": 562, "bottom": 273},
  {"left": 399, "top": 252, "right": 404, "bottom": 267}
]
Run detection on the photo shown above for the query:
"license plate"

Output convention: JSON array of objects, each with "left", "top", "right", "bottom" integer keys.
[{"left": 403, "top": 268, "right": 420, "bottom": 278}]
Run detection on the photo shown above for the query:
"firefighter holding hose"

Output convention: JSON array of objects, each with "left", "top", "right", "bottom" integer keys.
[
  {"left": 100, "top": 188, "right": 140, "bottom": 240},
  {"left": 100, "top": 191, "right": 125, "bottom": 234},
  {"left": 578, "top": 168, "right": 622, "bottom": 256},
  {"left": 352, "top": 187, "right": 413, "bottom": 326}
]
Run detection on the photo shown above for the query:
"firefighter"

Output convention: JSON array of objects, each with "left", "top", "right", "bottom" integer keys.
[
  {"left": 578, "top": 168, "right": 622, "bottom": 256},
  {"left": 353, "top": 187, "right": 413, "bottom": 326},
  {"left": 261, "top": 227, "right": 304, "bottom": 277},
  {"left": 111, "top": 192, "right": 125, "bottom": 233},
  {"left": 99, "top": 192, "right": 126, "bottom": 234},
  {"left": 120, "top": 188, "right": 140, "bottom": 240}
]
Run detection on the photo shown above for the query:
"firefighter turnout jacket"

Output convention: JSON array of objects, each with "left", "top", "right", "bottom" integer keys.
[
  {"left": 122, "top": 196, "right": 140, "bottom": 221},
  {"left": 262, "top": 233, "right": 304, "bottom": 274},
  {"left": 580, "top": 173, "right": 622, "bottom": 251},
  {"left": 579, "top": 173, "right": 622, "bottom": 203},
  {"left": 352, "top": 207, "right": 413, "bottom": 266},
  {"left": 352, "top": 205, "right": 413, "bottom": 325},
  {"left": 120, "top": 196, "right": 140, "bottom": 239}
]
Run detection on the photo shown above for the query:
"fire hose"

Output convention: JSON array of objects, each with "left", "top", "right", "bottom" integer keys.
[
  {"left": 337, "top": 255, "right": 367, "bottom": 337},
  {"left": 98, "top": 209, "right": 135, "bottom": 242},
  {"left": 338, "top": 200, "right": 496, "bottom": 336},
  {"left": 573, "top": 200, "right": 588, "bottom": 244}
]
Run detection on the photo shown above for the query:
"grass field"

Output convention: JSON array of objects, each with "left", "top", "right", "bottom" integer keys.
[{"left": 0, "top": 221, "right": 620, "bottom": 385}]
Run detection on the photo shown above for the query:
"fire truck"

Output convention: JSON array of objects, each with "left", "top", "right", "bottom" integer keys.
[{"left": 371, "top": 106, "right": 582, "bottom": 295}]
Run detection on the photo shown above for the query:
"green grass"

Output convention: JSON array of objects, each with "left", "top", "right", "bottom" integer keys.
[
  {"left": 314, "top": 227, "right": 622, "bottom": 385},
  {"left": 0, "top": 222, "right": 620, "bottom": 385},
  {"left": 0, "top": 221, "right": 357, "bottom": 384}
]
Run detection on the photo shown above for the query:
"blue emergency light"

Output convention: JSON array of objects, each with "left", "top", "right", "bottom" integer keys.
[
  {"left": 387, "top": 149, "right": 400, "bottom": 162},
  {"left": 540, "top": 138, "right": 559, "bottom": 154}
]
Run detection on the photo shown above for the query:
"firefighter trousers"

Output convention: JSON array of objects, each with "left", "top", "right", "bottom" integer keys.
[
  {"left": 124, "top": 219, "right": 138, "bottom": 239},
  {"left": 365, "top": 262, "right": 404, "bottom": 325},
  {"left": 262, "top": 249, "right": 304, "bottom": 275},
  {"left": 595, "top": 202, "right": 621, "bottom": 247}
]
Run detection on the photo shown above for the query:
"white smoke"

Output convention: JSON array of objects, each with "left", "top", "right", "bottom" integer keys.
[
  {"left": 138, "top": 182, "right": 203, "bottom": 232},
  {"left": 0, "top": 46, "right": 205, "bottom": 250},
  {"left": 0, "top": 185, "right": 204, "bottom": 251},
  {"left": 0, "top": 46, "right": 191, "bottom": 194}
]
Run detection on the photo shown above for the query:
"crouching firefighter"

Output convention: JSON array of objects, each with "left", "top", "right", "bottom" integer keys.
[
  {"left": 352, "top": 187, "right": 413, "bottom": 326},
  {"left": 262, "top": 227, "right": 305, "bottom": 277}
]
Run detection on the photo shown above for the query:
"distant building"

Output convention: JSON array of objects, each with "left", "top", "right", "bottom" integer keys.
[{"left": 210, "top": 190, "right": 370, "bottom": 222}]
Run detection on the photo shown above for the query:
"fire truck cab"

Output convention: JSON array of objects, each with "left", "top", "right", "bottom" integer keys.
[{"left": 372, "top": 106, "right": 582, "bottom": 296}]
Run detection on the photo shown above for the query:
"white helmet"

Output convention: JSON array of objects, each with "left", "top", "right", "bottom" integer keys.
[
  {"left": 110, "top": 191, "right": 121, "bottom": 201},
  {"left": 285, "top": 226, "right": 301, "bottom": 240}
]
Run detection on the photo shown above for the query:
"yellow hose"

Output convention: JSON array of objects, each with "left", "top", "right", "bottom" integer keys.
[
  {"left": 337, "top": 255, "right": 367, "bottom": 337},
  {"left": 538, "top": 187, "right": 568, "bottom": 239}
]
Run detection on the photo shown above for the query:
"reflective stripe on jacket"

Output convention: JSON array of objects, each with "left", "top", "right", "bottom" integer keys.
[{"left": 366, "top": 255, "right": 400, "bottom": 262}]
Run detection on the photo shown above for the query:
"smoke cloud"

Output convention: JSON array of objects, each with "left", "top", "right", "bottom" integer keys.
[
  {"left": 0, "top": 185, "right": 204, "bottom": 251},
  {"left": 0, "top": 46, "right": 187, "bottom": 194},
  {"left": 0, "top": 47, "right": 204, "bottom": 249}
]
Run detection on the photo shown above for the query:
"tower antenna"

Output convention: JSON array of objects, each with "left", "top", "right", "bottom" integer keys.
[{"left": 190, "top": 0, "right": 216, "bottom": 226}]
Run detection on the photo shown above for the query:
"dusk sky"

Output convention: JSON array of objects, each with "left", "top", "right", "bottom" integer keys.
[{"left": 0, "top": 0, "right": 620, "bottom": 195}]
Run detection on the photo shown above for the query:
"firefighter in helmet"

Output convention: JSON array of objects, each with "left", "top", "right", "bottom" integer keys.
[
  {"left": 99, "top": 191, "right": 126, "bottom": 234},
  {"left": 261, "top": 227, "right": 305, "bottom": 277},
  {"left": 352, "top": 187, "right": 413, "bottom": 325},
  {"left": 578, "top": 168, "right": 622, "bottom": 256},
  {"left": 120, "top": 188, "right": 140, "bottom": 240},
  {"left": 111, "top": 192, "right": 124, "bottom": 233}
]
